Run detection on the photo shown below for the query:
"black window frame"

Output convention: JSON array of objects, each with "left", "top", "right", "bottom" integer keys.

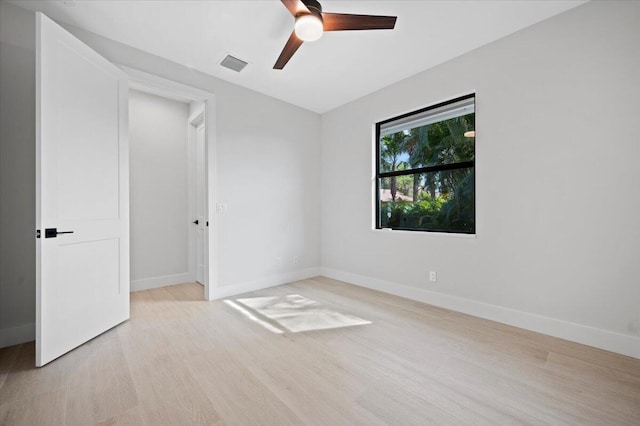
[{"left": 375, "top": 93, "right": 476, "bottom": 234}]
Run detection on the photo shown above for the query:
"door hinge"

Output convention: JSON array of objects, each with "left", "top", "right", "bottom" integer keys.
[{"left": 36, "top": 229, "right": 41, "bottom": 239}]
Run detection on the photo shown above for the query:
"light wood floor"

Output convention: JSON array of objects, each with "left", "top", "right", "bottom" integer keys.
[{"left": 1, "top": 277, "right": 639, "bottom": 425}]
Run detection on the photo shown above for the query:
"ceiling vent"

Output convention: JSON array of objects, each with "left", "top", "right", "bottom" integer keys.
[{"left": 220, "top": 55, "right": 248, "bottom": 72}]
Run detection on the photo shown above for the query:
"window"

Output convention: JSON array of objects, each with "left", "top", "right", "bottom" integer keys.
[{"left": 375, "top": 94, "right": 475, "bottom": 234}]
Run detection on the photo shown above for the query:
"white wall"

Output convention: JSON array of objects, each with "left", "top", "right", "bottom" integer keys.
[
  {"left": 0, "top": 1, "right": 321, "bottom": 347},
  {"left": 0, "top": 1, "right": 37, "bottom": 347},
  {"left": 321, "top": 0, "right": 640, "bottom": 358},
  {"left": 129, "top": 90, "right": 191, "bottom": 291}
]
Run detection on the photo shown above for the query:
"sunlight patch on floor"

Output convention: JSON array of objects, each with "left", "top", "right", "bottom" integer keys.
[
  {"left": 223, "top": 300, "right": 284, "bottom": 334},
  {"left": 234, "top": 294, "right": 371, "bottom": 333}
]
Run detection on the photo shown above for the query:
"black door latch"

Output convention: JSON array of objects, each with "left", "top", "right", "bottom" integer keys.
[{"left": 44, "top": 228, "right": 74, "bottom": 238}]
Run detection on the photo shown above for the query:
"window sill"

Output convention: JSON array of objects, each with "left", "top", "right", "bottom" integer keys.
[{"left": 372, "top": 228, "right": 477, "bottom": 239}]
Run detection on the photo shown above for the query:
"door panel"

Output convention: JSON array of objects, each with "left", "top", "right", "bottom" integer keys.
[
  {"left": 47, "top": 238, "right": 120, "bottom": 358},
  {"left": 36, "top": 12, "right": 129, "bottom": 367},
  {"left": 56, "top": 41, "right": 120, "bottom": 220}
]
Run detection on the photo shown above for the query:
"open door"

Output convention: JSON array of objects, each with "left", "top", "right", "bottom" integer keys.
[
  {"left": 35, "top": 13, "right": 129, "bottom": 367},
  {"left": 194, "top": 115, "right": 207, "bottom": 284}
]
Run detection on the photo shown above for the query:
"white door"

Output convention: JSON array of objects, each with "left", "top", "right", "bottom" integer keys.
[
  {"left": 36, "top": 13, "right": 129, "bottom": 367},
  {"left": 195, "top": 121, "right": 207, "bottom": 284}
]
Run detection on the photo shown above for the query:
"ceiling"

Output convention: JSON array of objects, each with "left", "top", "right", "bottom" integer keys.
[{"left": 13, "top": 0, "right": 586, "bottom": 113}]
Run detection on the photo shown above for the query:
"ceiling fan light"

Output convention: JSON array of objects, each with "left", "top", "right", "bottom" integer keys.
[{"left": 295, "top": 14, "right": 323, "bottom": 42}]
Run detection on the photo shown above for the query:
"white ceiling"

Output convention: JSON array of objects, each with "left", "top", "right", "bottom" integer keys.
[{"left": 14, "top": 0, "right": 586, "bottom": 113}]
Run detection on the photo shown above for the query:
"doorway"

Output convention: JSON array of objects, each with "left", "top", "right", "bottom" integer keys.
[
  {"left": 124, "top": 66, "right": 217, "bottom": 301},
  {"left": 129, "top": 89, "right": 204, "bottom": 294}
]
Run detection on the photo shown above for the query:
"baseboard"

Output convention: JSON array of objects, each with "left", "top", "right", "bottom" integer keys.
[
  {"left": 320, "top": 267, "right": 640, "bottom": 359},
  {"left": 0, "top": 322, "right": 35, "bottom": 349},
  {"left": 209, "top": 267, "right": 322, "bottom": 300},
  {"left": 130, "top": 272, "right": 195, "bottom": 292}
]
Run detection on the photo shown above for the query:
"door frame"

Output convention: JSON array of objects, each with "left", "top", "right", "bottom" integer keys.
[{"left": 122, "top": 66, "right": 218, "bottom": 300}]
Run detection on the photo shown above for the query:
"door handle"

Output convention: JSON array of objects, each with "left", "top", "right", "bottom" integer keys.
[
  {"left": 193, "top": 220, "right": 199, "bottom": 225},
  {"left": 44, "top": 228, "right": 74, "bottom": 238}
]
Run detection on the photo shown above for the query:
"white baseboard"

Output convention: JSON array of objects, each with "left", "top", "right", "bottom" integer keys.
[
  {"left": 320, "top": 267, "right": 640, "bottom": 359},
  {"left": 209, "top": 267, "right": 322, "bottom": 300},
  {"left": 130, "top": 272, "right": 195, "bottom": 292},
  {"left": 0, "top": 322, "right": 35, "bottom": 348}
]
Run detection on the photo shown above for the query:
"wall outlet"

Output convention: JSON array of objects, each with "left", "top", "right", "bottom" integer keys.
[
  {"left": 292, "top": 255, "right": 299, "bottom": 266},
  {"left": 429, "top": 271, "right": 437, "bottom": 282}
]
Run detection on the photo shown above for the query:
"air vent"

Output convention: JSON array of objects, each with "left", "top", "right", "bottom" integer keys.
[{"left": 220, "top": 55, "right": 248, "bottom": 72}]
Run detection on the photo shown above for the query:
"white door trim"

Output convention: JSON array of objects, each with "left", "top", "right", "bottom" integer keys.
[{"left": 120, "top": 66, "right": 218, "bottom": 301}]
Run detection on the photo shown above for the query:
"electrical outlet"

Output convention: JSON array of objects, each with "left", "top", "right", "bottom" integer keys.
[
  {"left": 292, "top": 255, "right": 299, "bottom": 266},
  {"left": 429, "top": 271, "right": 437, "bottom": 282}
]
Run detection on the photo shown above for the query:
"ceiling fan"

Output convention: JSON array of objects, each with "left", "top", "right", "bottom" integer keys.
[{"left": 274, "top": 0, "right": 397, "bottom": 69}]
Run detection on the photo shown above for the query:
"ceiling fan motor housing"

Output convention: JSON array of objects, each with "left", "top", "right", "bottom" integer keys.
[
  {"left": 302, "top": 0, "right": 322, "bottom": 15},
  {"left": 301, "top": 0, "right": 323, "bottom": 22},
  {"left": 294, "top": 0, "right": 324, "bottom": 42}
]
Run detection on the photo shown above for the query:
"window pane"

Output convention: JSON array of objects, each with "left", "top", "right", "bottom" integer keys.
[
  {"left": 379, "top": 168, "right": 475, "bottom": 233},
  {"left": 380, "top": 112, "right": 475, "bottom": 171}
]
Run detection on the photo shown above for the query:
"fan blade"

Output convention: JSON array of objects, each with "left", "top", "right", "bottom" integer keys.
[
  {"left": 281, "top": 0, "right": 309, "bottom": 16},
  {"left": 274, "top": 31, "right": 304, "bottom": 69},
  {"left": 322, "top": 13, "right": 397, "bottom": 31}
]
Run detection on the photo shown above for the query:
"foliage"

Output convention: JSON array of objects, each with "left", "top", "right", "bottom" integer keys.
[{"left": 380, "top": 131, "right": 408, "bottom": 201}]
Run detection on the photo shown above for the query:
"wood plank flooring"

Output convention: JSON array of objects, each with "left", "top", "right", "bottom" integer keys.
[{"left": 1, "top": 277, "right": 639, "bottom": 425}]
